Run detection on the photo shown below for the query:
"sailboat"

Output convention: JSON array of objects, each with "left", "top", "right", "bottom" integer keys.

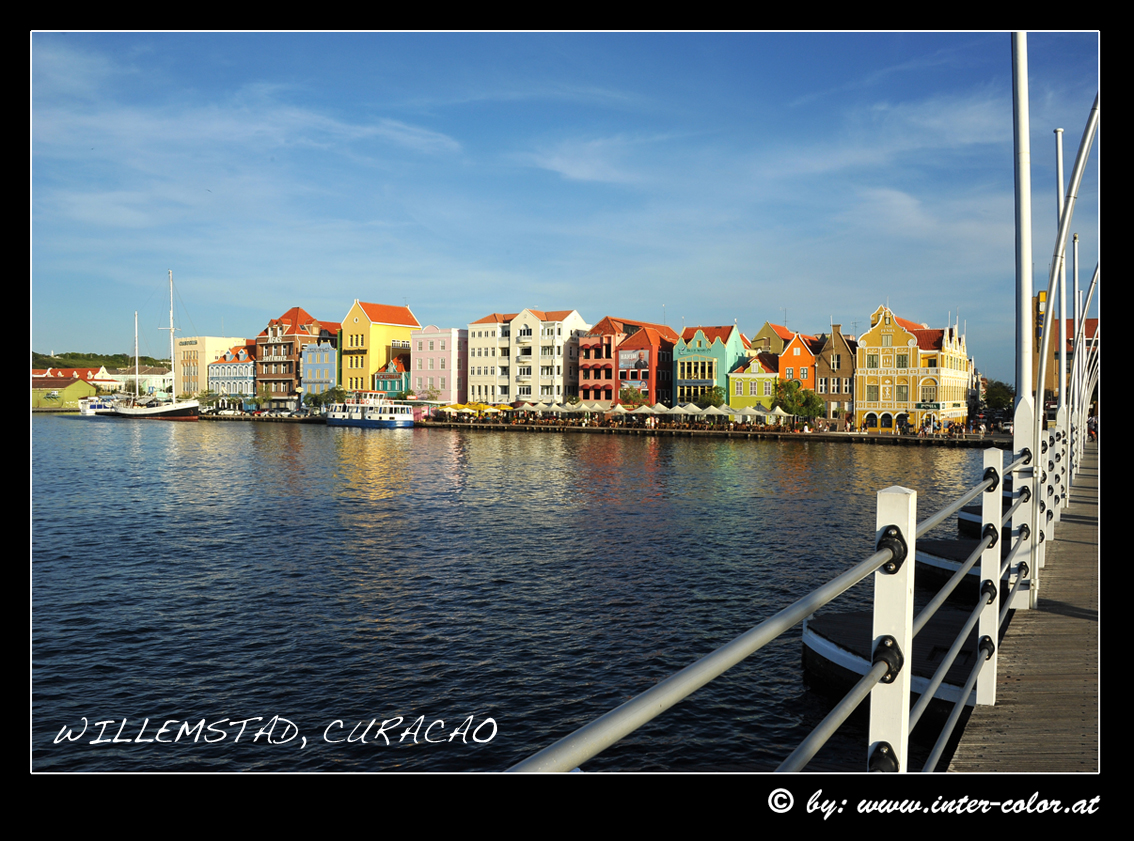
[{"left": 107, "top": 271, "right": 199, "bottom": 421}]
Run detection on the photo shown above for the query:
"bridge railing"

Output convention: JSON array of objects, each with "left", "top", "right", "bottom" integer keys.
[{"left": 508, "top": 444, "right": 1036, "bottom": 773}]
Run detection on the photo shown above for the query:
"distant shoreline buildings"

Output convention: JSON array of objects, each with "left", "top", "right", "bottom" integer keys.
[{"left": 41, "top": 294, "right": 1058, "bottom": 432}]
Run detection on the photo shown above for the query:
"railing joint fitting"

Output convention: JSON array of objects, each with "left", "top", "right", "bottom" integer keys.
[
  {"left": 876, "top": 525, "right": 907, "bottom": 573},
  {"left": 983, "top": 466, "right": 1000, "bottom": 493},
  {"left": 873, "top": 635, "right": 904, "bottom": 683},
  {"left": 982, "top": 523, "right": 998, "bottom": 548},
  {"left": 978, "top": 635, "right": 995, "bottom": 660},
  {"left": 869, "top": 741, "right": 900, "bottom": 772},
  {"left": 981, "top": 579, "right": 997, "bottom": 604}
]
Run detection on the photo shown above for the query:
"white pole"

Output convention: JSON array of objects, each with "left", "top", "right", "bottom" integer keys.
[{"left": 1012, "top": 32, "right": 1033, "bottom": 409}]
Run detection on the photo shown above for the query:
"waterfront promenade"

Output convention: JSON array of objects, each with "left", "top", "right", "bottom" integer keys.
[{"left": 948, "top": 443, "right": 1099, "bottom": 772}]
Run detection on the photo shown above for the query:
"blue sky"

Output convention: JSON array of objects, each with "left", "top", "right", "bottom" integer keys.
[{"left": 32, "top": 32, "right": 1098, "bottom": 383}]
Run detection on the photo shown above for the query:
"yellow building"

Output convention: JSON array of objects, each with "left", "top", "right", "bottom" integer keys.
[
  {"left": 340, "top": 300, "right": 421, "bottom": 391},
  {"left": 854, "top": 305, "right": 970, "bottom": 433}
]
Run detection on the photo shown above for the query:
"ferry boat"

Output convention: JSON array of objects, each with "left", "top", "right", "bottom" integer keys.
[{"left": 325, "top": 392, "right": 415, "bottom": 429}]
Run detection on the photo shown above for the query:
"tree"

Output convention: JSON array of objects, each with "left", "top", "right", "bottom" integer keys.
[
  {"left": 984, "top": 380, "right": 1015, "bottom": 412},
  {"left": 694, "top": 386, "right": 726, "bottom": 408},
  {"left": 774, "top": 380, "right": 825, "bottom": 420},
  {"left": 619, "top": 386, "right": 649, "bottom": 407}
]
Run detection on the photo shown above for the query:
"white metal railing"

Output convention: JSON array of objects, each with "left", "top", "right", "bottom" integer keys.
[{"left": 508, "top": 444, "right": 1035, "bottom": 773}]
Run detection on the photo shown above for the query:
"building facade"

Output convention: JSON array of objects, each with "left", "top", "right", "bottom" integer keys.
[
  {"left": 301, "top": 339, "right": 339, "bottom": 397},
  {"left": 176, "top": 335, "right": 246, "bottom": 396},
  {"left": 814, "top": 324, "right": 858, "bottom": 420},
  {"left": 410, "top": 326, "right": 468, "bottom": 404},
  {"left": 727, "top": 353, "right": 779, "bottom": 412},
  {"left": 854, "top": 305, "right": 970, "bottom": 433},
  {"left": 256, "top": 307, "right": 336, "bottom": 410},
  {"left": 208, "top": 341, "right": 257, "bottom": 406},
  {"left": 673, "top": 325, "right": 750, "bottom": 404},
  {"left": 578, "top": 316, "right": 679, "bottom": 406},
  {"left": 341, "top": 301, "right": 421, "bottom": 392},
  {"left": 467, "top": 309, "right": 590, "bottom": 404}
]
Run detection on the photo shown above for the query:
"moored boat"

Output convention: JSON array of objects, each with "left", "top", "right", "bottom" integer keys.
[
  {"left": 106, "top": 271, "right": 200, "bottom": 422},
  {"left": 326, "top": 391, "right": 415, "bottom": 429}
]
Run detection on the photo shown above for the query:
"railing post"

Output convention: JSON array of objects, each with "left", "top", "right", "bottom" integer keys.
[
  {"left": 978, "top": 448, "right": 1002, "bottom": 705},
  {"left": 1012, "top": 398, "right": 1039, "bottom": 609},
  {"left": 869, "top": 486, "right": 916, "bottom": 772}
]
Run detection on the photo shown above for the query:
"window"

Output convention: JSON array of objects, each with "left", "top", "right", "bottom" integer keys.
[
  {"left": 882, "top": 334, "right": 893, "bottom": 347},
  {"left": 831, "top": 353, "right": 840, "bottom": 371},
  {"left": 750, "top": 381, "right": 759, "bottom": 396},
  {"left": 867, "top": 353, "right": 879, "bottom": 369},
  {"left": 896, "top": 384, "right": 908, "bottom": 403},
  {"left": 801, "top": 367, "right": 808, "bottom": 380},
  {"left": 867, "top": 385, "right": 879, "bottom": 402},
  {"left": 896, "top": 353, "right": 908, "bottom": 369},
  {"left": 786, "top": 367, "right": 794, "bottom": 378},
  {"left": 818, "top": 378, "right": 826, "bottom": 394},
  {"left": 793, "top": 347, "right": 800, "bottom": 356},
  {"left": 735, "top": 380, "right": 743, "bottom": 395}
]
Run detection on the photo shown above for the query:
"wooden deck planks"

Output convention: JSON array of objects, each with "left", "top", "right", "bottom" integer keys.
[{"left": 947, "top": 444, "right": 1098, "bottom": 773}]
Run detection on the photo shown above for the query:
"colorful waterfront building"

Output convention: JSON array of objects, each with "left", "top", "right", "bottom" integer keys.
[
  {"left": 467, "top": 309, "right": 590, "bottom": 404},
  {"left": 854, "top": 305, "right": 970, "bottom": 433},
  {"left": 256, "top": 306, "right": 337, "bottom": 410},
  {"left": 340, "top": 300, "right": 421, "bottom": 393},
  {"left": 300, "top": 334, "right": 339, "bottom": 399},
  {"left": 727, "top": 352, "right": 779, "bottom": 411},
  {"left": 208, "top": 340, "right": 257, "bottom": 407},
  {"left": 751, "top": 322, "right": 795, "bottom": 356},
  {"left": 673, "top": 325, "right": 750, "bottom": 404},
  {"left": 374, "top": 354, "right": 411, "bottom": 398},
  {"left": 812, "top": 324, "right": 858, "bottom": 422},
  {"left": 410, "top": 326, "right": 468, "bottom": 404},
  {"left": 176, "top": 335, "right": 247, "bottom": 396},
  {"left": 779, "top": 331, "right": 824, "bottom": 390},
  {"left": 578, "top": 316, "right": 679, "bottom": 406}
]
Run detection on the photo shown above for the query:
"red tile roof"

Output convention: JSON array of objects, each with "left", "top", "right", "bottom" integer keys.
[
  {"left": 357, "top": 302, "right": 420, "bottom": 328},
  {"left": 680, "top": 325, "right": 744, "bottom": 346}
]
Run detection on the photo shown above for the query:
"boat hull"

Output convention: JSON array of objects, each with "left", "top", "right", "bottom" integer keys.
[
  {"left": 107, "top": 400, "right": 200, "bottom": 421},
  {"left": 326, "top": 416, "right": 413, "bottom": 429}
]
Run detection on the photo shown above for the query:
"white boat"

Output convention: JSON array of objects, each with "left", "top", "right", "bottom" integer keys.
[
  {"left": 326, "top": 392, "right": 415, "bottom": 429},
  {"left": 79, "top": 396, "right": 117, "bottom": 416},
  {"left": 107, "top": 271, "right": 199, "bottom": 422}
]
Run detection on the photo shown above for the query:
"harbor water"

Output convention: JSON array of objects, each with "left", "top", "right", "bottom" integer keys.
[{"left": 32, "top": 414, "right": 985, "bottom": 772}]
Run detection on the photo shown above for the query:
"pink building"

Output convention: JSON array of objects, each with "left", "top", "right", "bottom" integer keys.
[{"left": 410, "top": 325, "right": 468, "bottom": 404}]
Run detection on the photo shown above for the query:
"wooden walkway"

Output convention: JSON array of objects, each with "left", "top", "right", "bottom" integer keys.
[{"left": 948, "top": 443, "right": 1099, "bottom": 772}]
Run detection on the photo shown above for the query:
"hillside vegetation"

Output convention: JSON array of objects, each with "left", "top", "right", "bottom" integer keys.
[{"left": 33, "top": 351, "right": 167, "bottom": 370}]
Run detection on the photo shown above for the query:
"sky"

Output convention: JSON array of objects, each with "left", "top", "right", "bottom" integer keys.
[{"left": 31, "top": 32, "right": 1099, "bottom": 383}]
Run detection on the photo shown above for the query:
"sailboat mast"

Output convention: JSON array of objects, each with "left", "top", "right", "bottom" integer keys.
[
  {"left": 135, "top": 311, "right": 139, "bottom": 399},
  {"left": 169, "top": 270, "right": 176, "bottom": 399}
]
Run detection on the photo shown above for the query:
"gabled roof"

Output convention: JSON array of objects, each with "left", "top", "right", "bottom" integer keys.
[
  {"left": 470, "top": 312, "right": 518, "bottom": 325},
  {"left": 913, "top": 329, "right": 944, "bottom": 351},
  {"left": 471, "top": 309, "right": 581, "bottom": 325},
  {"left": 731, "top": 354, "right": 777, "bottom": 375},
  {"left": 680, "top": 325, "right": 745, "bottom": 346},
  {"left": 356, "top": 302, "right": 420, "bottom": 328},
  {"left": 588, "top": 316, "right": 681, "bottom": 344}
]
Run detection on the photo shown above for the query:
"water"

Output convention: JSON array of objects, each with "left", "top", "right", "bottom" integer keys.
[{"left": 32, "top": 415, "right": 983, "bottom": 772}]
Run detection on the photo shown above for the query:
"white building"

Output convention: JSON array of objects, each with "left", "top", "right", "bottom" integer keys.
[{"left": 467, "top": 309, "right": 590, "bottom": 404}]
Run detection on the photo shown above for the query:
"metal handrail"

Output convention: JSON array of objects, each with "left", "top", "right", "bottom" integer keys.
[
  {"left": 909, "top": 585, "right": 994, "bottom": 732},
  {"left": 507, "top": 545, "right": 896, "bottom": 772},
  {"left": 923, "top": 638, "right": 993, "bottom": 772},
  {"left": 913, "top": 535, "right": 991, "bottom": 636},
  {"left": 916, "top": 476, "right": 995, "bottom": 538},
  {"left": 778, "top": 659, "right": 890, "bottom": 772}
]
